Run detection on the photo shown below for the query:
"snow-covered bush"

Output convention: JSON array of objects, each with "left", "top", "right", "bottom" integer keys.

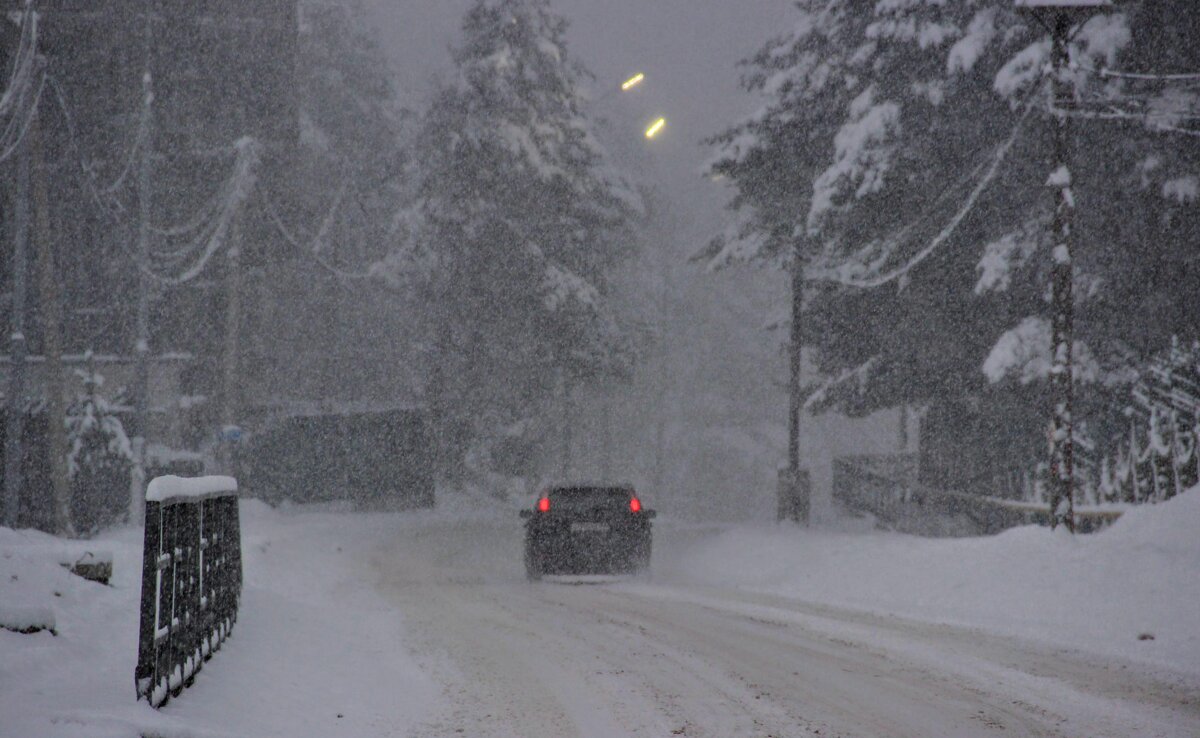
[{"left": 65, "top": 360, "right": 133, "bottom": 534}]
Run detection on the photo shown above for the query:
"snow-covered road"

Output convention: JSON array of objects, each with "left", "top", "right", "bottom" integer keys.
[
  {"left": 5, "top": 495, "right": 1199, "bottom": 737},
  {"left": 375, "top": 519, "right": 1200, "bottom": 738}
]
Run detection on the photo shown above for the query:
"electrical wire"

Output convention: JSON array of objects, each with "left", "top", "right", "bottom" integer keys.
[
  {"left": 1092, "top": 67, "right": 1200, "bottom": 83},
  {"left": 48, "top": 74, "right": 263, "bottom": 283},
  {"left": 0, "top": 1, "right": 37, "bottom": 120},
  {"left": 1049, "top": 104, "right": 1200, "bottom": 138},
  {"left": 0, "top": 72, "right": 44, "bottom": 163},
  {"left": 807, "top": 90, "right": 1038, "bottom": 290},
  {"left": 47, "top": 75, "right": 133, "bottom": 218},
  {"left": 261, "top": 187, "right": 376, "bottom": 281}
]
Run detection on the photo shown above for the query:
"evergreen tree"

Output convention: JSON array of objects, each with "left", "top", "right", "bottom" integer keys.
[
  {"left": 65, "top": 359, "right": 133, "bottom": 535},
  {"left": 709, "top": 0, "right": 1200, "bottom": 494},
  {"left": 403, "top": 0, "right": 639, "bottom": 476},
  {"left": 288, "top": 0, "right": 408, "bottom": 268}
]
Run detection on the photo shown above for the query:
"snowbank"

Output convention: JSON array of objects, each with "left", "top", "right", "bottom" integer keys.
[
  {"left": 674, "top": 488, "right": 1200, "bottom": 676},
  {"left": 0, "top": 501, "right": 437, "bottom": 738}
]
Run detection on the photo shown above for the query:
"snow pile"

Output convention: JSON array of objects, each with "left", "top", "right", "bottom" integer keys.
[
  {"left": 145, "top": 474, "right": 237, "bottom": 502},
  {"left": 675, "top": 488, "right": 1200, "bottom": 676},
  {"left": 0, "top": 527, "right": 105, "bottom": 636},
  {"left": 0, "top": 501, "right": 437, "bottom": 738}
]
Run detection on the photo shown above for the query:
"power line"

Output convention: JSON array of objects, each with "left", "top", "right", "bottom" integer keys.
[
  {"left": 1093, "top": 67, "right": 1200, "bottom": 83},
  {"left": 0, "top": 72, "right": 44, "bottom": 164},
  {"left": 47, "top": 75, "right": 263, "bottom": 282},
  {"left": 261, "top": 187, "right": 376, "bottom": 281},
  {"left": 1049, "top": 104, "right": 1200, "bottom": 138},
  {"left": 806, "top": 91, "right": 1038, "bottom": 290}
]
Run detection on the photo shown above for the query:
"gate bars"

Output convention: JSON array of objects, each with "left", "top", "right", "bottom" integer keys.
[{"left": 135, "top": 475, "right": 242, "bottom": 708}]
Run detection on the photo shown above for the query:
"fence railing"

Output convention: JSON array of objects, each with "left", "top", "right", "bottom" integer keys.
[
  {"left": 135, "top": 475, "right": 242, "bottom": 708},
  {"left": 833, "top": 455, "right": 1123, "bottom": 536}
]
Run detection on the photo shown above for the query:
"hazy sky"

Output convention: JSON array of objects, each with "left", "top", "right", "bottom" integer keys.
[{"left": 369, "top": 0, "right": 797, "bottom": 246}]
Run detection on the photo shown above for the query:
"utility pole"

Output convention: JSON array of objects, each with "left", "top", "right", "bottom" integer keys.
[
  {"left": 599, "top": 379, "right": 612, "bottom": 480},
  {"left": 1046, "top": 12, "right": 1075, "bottom": 532},
  {"left": 3, "top": 84, "right": 30, "bottom": 529},
  {"left": 559, "top": 367, "right": 573, "bottom": 478},
  {"left": 221, "top": 222, "right": 242, "bottom": 474},
  {"left": 131, "top": 68, "right": 154, "bottom": 525},
  {"left": 32, "top": 95, "right": 71, "bottom": 535},
  {"left": 787, "top": 255, "right": 802, "bottom": 475},
  {"left": 1016, "top": 0, "right": 1112, "bottom": 532},
  {"left": 781, "top": 244, "right": 809, "bottom": 523}
]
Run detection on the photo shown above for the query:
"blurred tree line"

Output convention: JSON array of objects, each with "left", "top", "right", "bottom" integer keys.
[{"left": 1, "top": 0, "right": 642, "bottom": 531}]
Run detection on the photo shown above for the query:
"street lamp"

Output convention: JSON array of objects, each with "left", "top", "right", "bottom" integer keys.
[
  {"left": 644, "top": 117, "right": 667, "bottom": 139},
  {"left": 1014, "top": 0, "right": 1115, "bottom": 532},
  {"left": 621, "top": 72, "right": 645, "bottom": 91}
]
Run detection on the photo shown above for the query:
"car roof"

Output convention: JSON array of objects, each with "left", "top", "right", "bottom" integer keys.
[{"left": 548, "top": 484, "right": 634, "bottom": 495}]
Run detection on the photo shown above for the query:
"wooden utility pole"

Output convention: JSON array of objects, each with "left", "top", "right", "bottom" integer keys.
[
  {"left": 32, "top": 103, "right": 71, "bottom": 535},
  {"left": 787, "top": 254, "right": 802, "bottom": 475},
  {"left": 221, "top": 222, "right": 242, "bottom": 474},
  {"left": 4, "top": 85, "right": 31, "bottom": 529},
  {"left": 130, "top": 69, "right": 153, "bottom": 525},
  {"left": 559, "top": 368, "right": 573, "bottom": 478},
  {"left": 1046, "top": 12, "right": 1076, "bottom": 532},
  {"left": 782, "top": 244, "right": 810, "bottom": 524},
  {"left": 1016, "top": 0, "right": 1113, "bottom": 531}
]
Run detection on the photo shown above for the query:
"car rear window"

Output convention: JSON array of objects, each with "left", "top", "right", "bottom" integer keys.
[{"left": 549, "top": 487, "right": 632, "bottom": 510}]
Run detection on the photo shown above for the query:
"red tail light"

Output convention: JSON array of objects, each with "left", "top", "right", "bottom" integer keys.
[
  {"left": 537, "top": 497, "right": 551, "bottom": 513},
  {"left": 630, "top": 497, "right": 642, "bottom": 513}
]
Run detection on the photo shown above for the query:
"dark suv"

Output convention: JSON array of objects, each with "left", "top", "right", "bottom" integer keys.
[{"left": 520, "top": 485, "right": 655, "bottom": 580}]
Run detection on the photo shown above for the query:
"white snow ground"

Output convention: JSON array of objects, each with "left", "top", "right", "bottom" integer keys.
[
  {"left": 0, "top": 501, "right": 437, "bottom": 738},
  {"left": 2, "top": 488, "right": 1198, "bottom": 737}
]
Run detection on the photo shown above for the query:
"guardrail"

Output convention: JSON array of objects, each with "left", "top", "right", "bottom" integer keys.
[{"left": 135, "top": 475, "right": 242, "bottom": 708}]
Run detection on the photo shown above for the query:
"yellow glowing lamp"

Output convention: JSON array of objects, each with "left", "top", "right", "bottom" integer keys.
[
  {"left": 644, "top": 117, "right": 667, "bottom": 139},
  {"left": 621, "top": 73, "right": 645, "bottom": 91}
]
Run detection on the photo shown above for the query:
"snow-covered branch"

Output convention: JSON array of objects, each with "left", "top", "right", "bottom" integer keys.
[{"left": 807, "top": 95, "right": 1036, "bottom": 291}]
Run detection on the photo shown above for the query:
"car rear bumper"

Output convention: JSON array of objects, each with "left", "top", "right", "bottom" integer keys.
[{"left": 525, "top": 520, "right": 651, "bottom": 575}]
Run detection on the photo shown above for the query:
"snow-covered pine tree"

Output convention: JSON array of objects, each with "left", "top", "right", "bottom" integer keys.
[
  {"left": 244, "top": 0, "right": 416, "bottom": 410},
  {"left": 709, "top": 0, "right": 1200, "bottom": 497},
  {"left": 702, "top": 0, "right": 860, "bottom": 273},
  {"left": 65, "top": 358, "right": 134, "bottom": 535},
  {"left": 290, "top": 0, "right": 407, "bottom": 268},
  {"left": 405, "top": 0, "right": 639, "bottom": 476}
]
